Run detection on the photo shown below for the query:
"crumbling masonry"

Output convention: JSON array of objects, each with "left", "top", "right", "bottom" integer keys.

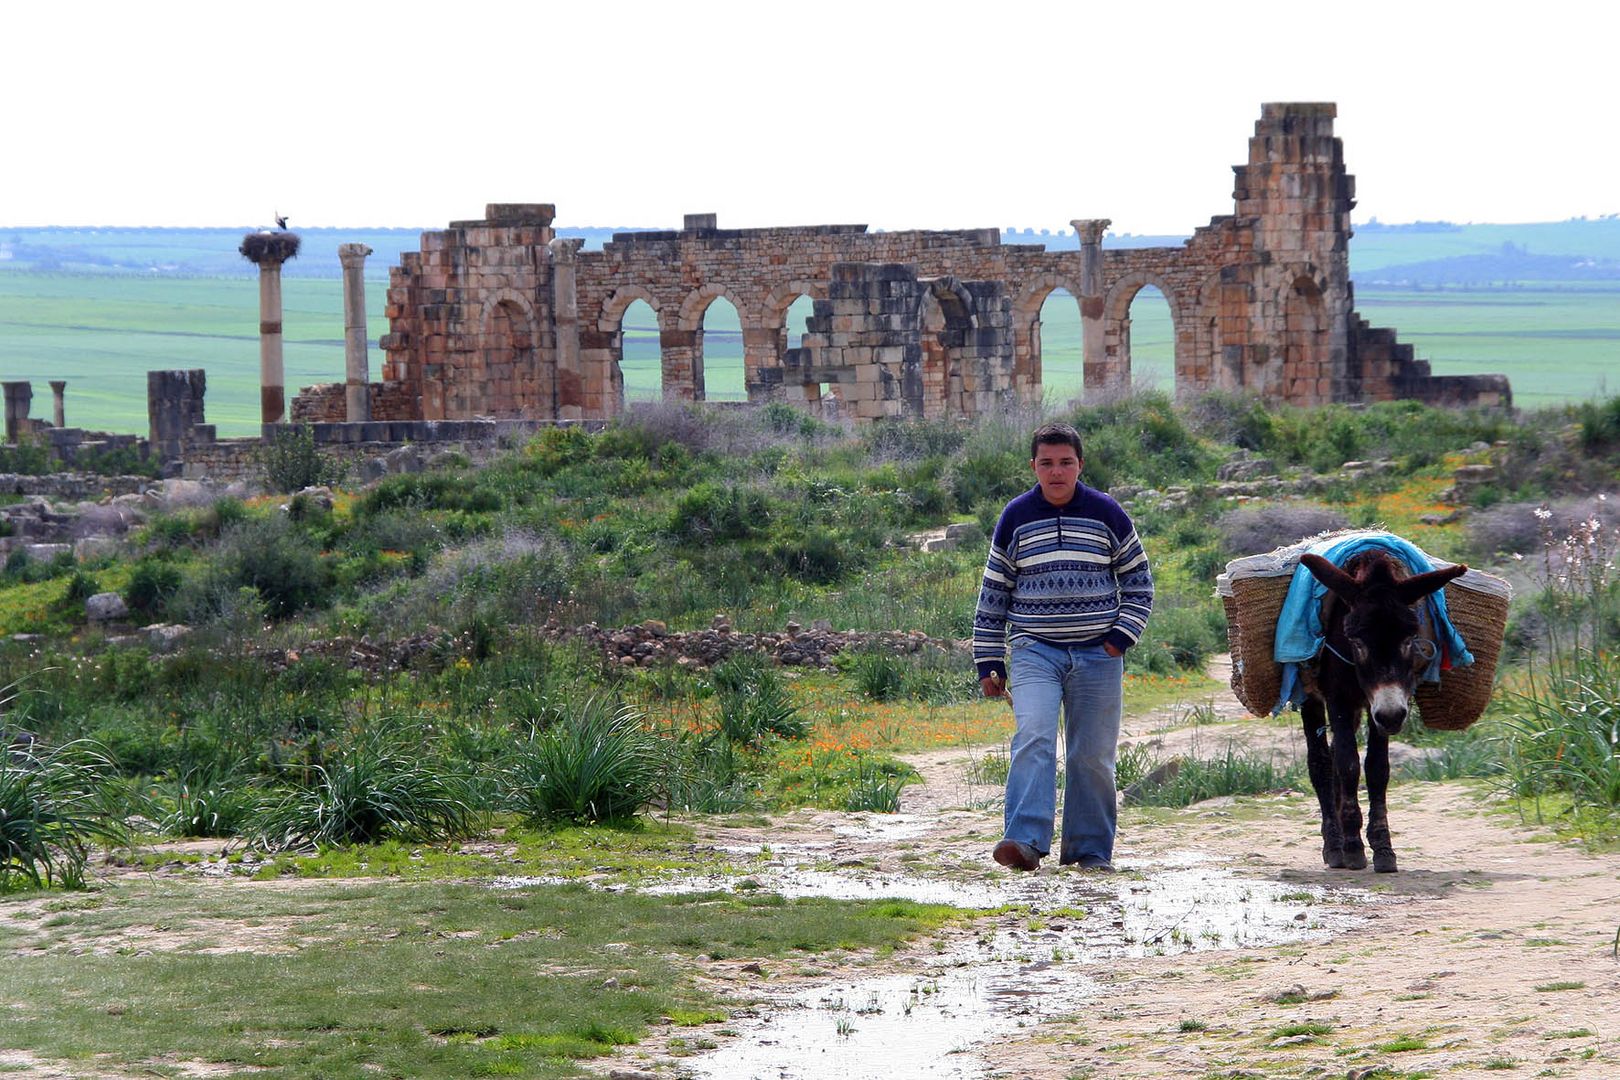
[{"left": 291, "top": 103, "right": 1510, "bottom": 426}]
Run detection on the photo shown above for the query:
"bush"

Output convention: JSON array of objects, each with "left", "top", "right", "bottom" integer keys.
[
  {"left": 125, "top": 559, "right": 184, "bottom": 619},
  {"left": 669, "top": 482, "right": 772, "bottom": 542},
  {"left": 257, "top": 731, "right": 476, "bottom": 848},
  {"left": 504, "top": 698, "right": 661, "bottom": 825},
  {"left": 217, "top": 514, "right": 331, "bottom": 617},
  {"left": 0, "top": 741, "right": 126, "bottom": 891},
  {"left": 259, "top": 424, "right": 344, "bottom": 494}
]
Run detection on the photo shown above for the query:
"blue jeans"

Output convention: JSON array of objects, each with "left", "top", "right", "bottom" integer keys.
[{"left": 1004, "top": 637, "right": 1124, "bottom": 864}]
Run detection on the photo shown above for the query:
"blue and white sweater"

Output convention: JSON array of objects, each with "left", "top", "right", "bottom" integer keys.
[{"left": 973, "top": 483, "right": 1154, "bottom": 680}]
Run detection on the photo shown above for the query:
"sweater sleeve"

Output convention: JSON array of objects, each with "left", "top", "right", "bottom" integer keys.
[
  {"left": 1105, "top": 517, "right": 1154, "bottom": 654},
  {"left": 972, "top": 511, "right": 1017, "bottom": 680}
]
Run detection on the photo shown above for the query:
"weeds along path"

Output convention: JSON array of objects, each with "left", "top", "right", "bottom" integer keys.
[{"left": 640, "top": 670, "right": 1620, "bottom": 1080}]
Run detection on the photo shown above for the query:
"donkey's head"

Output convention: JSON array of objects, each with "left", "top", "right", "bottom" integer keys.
[{"left": 1299, "top": 552, "right": 1468, "bottom": 736}]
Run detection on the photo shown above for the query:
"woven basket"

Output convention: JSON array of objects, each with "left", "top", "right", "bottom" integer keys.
[
  {"left": 1217, "top": 534, "right": 1510, "bottom": 729},
  {"left": 1414, "top": 579, "right": 1509, "bottom": 730},
  {"left": 1220, "top": 575, "right": 1293, "bottom": 717}
]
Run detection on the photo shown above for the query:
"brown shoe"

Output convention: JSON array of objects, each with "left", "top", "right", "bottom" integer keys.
[{"left": 993, "top": 839, "right": 1041, "bottom": 872}]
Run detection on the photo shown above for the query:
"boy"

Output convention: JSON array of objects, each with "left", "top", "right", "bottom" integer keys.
[{"left": 973, "top": 422, "right": 1153, "bottom": 871}]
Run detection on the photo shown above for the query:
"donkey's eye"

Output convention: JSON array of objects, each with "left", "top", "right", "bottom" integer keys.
[{"left": 1348, "top": 639, "right": 1369, "bottom": 662}]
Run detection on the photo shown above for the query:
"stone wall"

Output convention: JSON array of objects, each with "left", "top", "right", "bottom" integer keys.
[{"left": 295, "top": 103, "right": 1509, "bottom": 426}]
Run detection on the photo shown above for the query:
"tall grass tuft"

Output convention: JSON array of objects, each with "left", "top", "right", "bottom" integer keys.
[
  {"left": 0, "top": 740, "right": 126, "bottom": 891},
  {"left": 163, "top": 766, "right": 262, "bottom": 839},
  {"left": 1497, "top": 503, "right": 1620, "bottom": 814},
  {"left": 711, "top": 653, "right": 808, "bottom": 745},
  {"left": 257, "top": 730, "right": 476, "bottom": 849},
  {"left": 504, "top": 698, "right": 661, "bottom": 824}
]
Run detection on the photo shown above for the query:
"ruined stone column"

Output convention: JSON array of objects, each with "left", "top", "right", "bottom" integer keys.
[
  {"left": 239, "top": 231, "right": 301, "bottom": 428},
  {"left": 48, "top": 381, "right": 66, "bottom": 427},
  {"left": 549, "top": 237, "right": 583, "bottom": 421},
  {"left": 2, "top": 382, "right": 31, "bottom": 442},
  {"left": 1072, "top": 219, "right": 1111, "bottom": 396},
  {"left": 338, "top": 243, "right": 373, "bottom": 422}
]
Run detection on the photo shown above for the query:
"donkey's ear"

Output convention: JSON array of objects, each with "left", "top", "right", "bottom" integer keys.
[
  {"left": 1299, "top": 553, "right": 1360, "bottom": 598},
  {"left": 1396, "top": 562, "right": 1468, "bottom": 605}
]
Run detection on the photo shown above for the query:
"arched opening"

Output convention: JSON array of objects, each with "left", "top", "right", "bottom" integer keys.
[
  {"left": 1103, "top": 275, "right": 1180, "bottom": 395},
  {"left": 784, "top": 294, "right": 815, "bottom": 351},
  {"left": 1035, "top": 288, "right": 1084, "bottom": 403},
  {"left": 619, "top": 299, "right": 661, "bottom": 402},
  {"left": 699, "top": 296, "right": 745, "bottom": 401},
  {"left": 1284, "top": 275, "right": 1327, "bottom": 400},
  {"left": 918, "top": 281, "right": 975, "bottom": 418},
  {"left": 1123, "top": 285, "right": 1175, "bottom": 391}
]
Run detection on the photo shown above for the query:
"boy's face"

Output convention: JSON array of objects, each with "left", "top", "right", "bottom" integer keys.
[{"left": 1031, "top": 440, "right": 1082, "bottom": 505}]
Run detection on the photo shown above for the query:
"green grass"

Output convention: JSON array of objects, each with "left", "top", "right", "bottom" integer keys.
[{"left": 0, "top": 876, "right": 971, "bottom": 1078}]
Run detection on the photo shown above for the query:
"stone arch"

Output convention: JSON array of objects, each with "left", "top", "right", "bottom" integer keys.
[
  {"left": 666, "top": 283, "right": 754, "bottom": 402},
  {"left": 676, "top": 282, "right": 755, "bottom": 332},
  {"left": 1282, "top": 263, "right": 1330, "bottom": 402},
  {"left": 475, "top": 290, "right": 553, "bottom": 418},
  {"left": 1102, "top": 270, "right": 1187, "bottom": 393},
  {"left": 1194, "top": 270, "right": 1233, "bottom": 393},
  {"left": 597, "top": 285, "right": 663, "bottom": 333},
  {"left": 588, "top": 286, "right": 665, "bottom": 416},
  {"left": 756, "top": 280, "right": 827, "bottom": 402},
  {"left": 917, "top": 278, "right": 977, "bottom": 418},
  {"left": 1011, "top": 272, "right": 1086, "bottom": 403}
]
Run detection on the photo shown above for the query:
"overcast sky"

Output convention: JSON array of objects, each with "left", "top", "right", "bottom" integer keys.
[{"left": 4, "top": 0, "right": 1616, "bottom": 234}]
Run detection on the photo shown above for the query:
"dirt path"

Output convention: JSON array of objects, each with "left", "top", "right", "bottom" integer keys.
[{"left": 618, "top": 662, "right": 1620, "bottom": 1080}]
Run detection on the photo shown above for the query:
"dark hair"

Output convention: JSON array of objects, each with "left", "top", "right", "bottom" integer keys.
[{"left": 1030, "top": 422, "right": 1083, "bottom": 461}]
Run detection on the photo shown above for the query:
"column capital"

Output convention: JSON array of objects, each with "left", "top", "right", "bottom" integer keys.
[
  {"left": 1070, "top": 219, "right": 1112, "bottom": 245},
  {"left": 548, "top": 237, "right": 584, "bottom": 264},
  {"left": 337, "top": 243, "right": 373, "bottom": 268}
]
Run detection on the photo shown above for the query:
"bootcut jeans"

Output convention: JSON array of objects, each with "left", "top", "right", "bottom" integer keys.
[{"left": 1003, "top": 637, "right": 1124, "bottom": 864}]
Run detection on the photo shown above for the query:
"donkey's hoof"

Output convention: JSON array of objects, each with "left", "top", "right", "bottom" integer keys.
[
  {"left": 1373, "top": 852, "right": 1398, "bottom": 873},
  {"left": 1322, "top": 846, "right": 1348, "bottom": 869},
  {"left": 1342, "top": 848, "right": 1368, "bottom": 871}
]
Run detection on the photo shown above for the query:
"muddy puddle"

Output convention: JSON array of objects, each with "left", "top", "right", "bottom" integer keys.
[{"left": 493, "top": 842, "right": 1369, "bottom": 1080}]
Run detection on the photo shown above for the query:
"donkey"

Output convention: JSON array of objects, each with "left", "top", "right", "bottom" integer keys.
[{"left": 1296, "top": 551, "right": 1468, "bottom": 873}]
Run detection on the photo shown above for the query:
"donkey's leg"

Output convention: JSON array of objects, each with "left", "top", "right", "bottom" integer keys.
[
  {"left": 1330, "top": 707, "right": 1367, "bottom": 870},
  {"left": 1364, "top": 729, "right": 1397, "bottom": 873},
  {"left": 1301, "top": 698, "right": 1345, "bottom": 867}
]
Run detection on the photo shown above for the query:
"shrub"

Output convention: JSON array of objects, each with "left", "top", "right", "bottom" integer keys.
[
  {"left": 947, "top": 448, "right": 1027, "bottom": 513},
  {"left": 669, "top": 482, "right": 772, "bottom": 542},
  {"left": 259, "top": 424, "right": 343, "bottom": 494},
  {"left": 217, "top": 514, "right": 331, "bottom": 617},
  {"left": 1216, "top": 504, "right": 1348, "bottom": 556},
  {"left": 62, "top": 570, "right": 100, "bottom": 606},
  {"left": 0, "top": 741, "right": 126, "bottom": 891},
  {"left": 257, "top": 731, "right": 476, "bottom": 849},
  {"left": 125, "top": 559, "right": 184, "bottom": 619},
  {"left": 767, "top": 525, "right": 851, "bottom": 584},
  {"left": 504, "top": 698, "right": 660, "bottom": 824},
  {"left": 846, "top": 649, "right": 905, "bottom": 702}
]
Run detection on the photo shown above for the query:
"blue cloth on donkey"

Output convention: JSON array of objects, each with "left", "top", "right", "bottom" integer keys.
[{"left": 1272, "top": 531, "right": 1474, "bottom": 715}]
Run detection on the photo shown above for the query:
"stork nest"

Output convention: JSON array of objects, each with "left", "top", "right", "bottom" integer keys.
[{"left": 240, "top": 231, "right": 302, "bottom": 265}]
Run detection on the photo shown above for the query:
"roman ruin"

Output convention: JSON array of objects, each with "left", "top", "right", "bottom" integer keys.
[{"left": 289, "top": 102, "right": 1510, "bottom": 427}]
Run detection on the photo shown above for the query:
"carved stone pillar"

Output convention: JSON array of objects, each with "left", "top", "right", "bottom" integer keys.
[
  {"left": 549, "top": 237, "right": 583, "bottom": 420},
  {"left": 338, "top": 243, "right": 373, "bottom": 422},
  {"left": 2, "top": 382, "right": 31, "bottom": 442},
  {"left": 1072, "top": 219, "right": 1111, "bottom": 395},
  {"left": 239, "top": 231, "right": 301, "bottom": 429},
  {"left": 49, "top": 381, "right": 66, "bottom": 428}
]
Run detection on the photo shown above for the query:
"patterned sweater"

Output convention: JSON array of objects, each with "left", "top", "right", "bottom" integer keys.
[{"left": 972, "top": 483, "right": 1154, "bottom": 680}]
